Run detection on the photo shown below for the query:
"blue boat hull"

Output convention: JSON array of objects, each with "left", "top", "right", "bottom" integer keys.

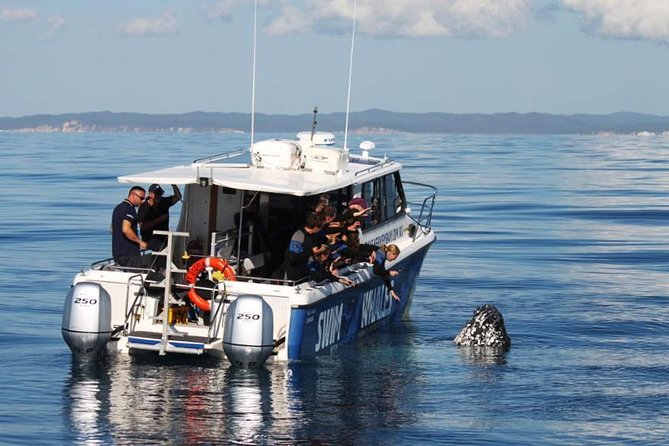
[{"left": 287, "top": 243, "right": 432, "bottom": 359}]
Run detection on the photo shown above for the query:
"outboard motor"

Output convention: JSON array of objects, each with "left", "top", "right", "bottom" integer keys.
[
  {"left": 62, "top": 282, "right": 112, "bottom": 360},
  {"left": 223, "top": 295, "right": 274, "bottom": 367}
]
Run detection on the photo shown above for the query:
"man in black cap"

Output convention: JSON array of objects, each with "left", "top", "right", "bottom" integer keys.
[{"left": 138, "top": 184, "right": 182, "bottom": 254}]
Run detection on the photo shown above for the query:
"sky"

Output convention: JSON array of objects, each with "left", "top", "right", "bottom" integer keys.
[{"left": 2, "top": 0, "right": 669, "bottom": 117}]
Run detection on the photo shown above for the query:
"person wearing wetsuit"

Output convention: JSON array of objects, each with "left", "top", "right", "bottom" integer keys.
[
  {"left": 373, "top": 244, "right": 401, "bottom": 301},
  {"left": 272, "top": 212, "right": 324, "bottom": 282},
  {"left": 307, "top": 246, "right": 355, "bottom": 287}
]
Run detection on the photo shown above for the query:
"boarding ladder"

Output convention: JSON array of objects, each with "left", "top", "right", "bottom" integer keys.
[{"left": 125, "top": 230, "right": 229, "bottom": 356}]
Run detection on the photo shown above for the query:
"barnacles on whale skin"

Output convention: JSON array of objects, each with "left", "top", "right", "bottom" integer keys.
[{"left": 454, "top": 304, "right": 511, "bottom": 351}]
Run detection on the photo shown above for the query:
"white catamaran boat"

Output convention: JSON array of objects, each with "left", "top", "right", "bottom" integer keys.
[{"left": 61, "top": 130, "right": 436, "bottom": 366}]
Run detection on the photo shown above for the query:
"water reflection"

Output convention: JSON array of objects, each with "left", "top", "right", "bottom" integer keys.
[
  {"left": 457, "top": 346, "right": 507, "bottom": 367},
  {"left": 456, "top": 345, "right": 508, "bottom": 389},
  {"left": 64, "top": 355, "right": 284, "bottom": 445},
  {"left": 66, "top": 360, "right": 113, "bottom": 445},
  {"left": 219, "top": 367, "right": 275, "bottom": 444},
  {"left": 63, "top": 326, "right": 420, "bottom": 445}
]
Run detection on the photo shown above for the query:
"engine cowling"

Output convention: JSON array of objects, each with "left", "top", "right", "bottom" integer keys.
[
  {"left": 62, "top": 282, "right": 112, "bottom": 360},
  {"left": 223, "top": 295, "right": 274, "bottom": 367}
]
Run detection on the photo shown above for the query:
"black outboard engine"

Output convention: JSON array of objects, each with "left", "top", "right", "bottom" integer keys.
[
  {"left": 62, "top": 282, "right": 112, "bottom": 360},
  {"left": 223, "top": 295, "right": 274, "bottom": 367}
]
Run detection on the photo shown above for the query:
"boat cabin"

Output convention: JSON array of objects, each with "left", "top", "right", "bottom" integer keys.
[{"left": 120, "top": 133, "right": 410, "bottom": 283}]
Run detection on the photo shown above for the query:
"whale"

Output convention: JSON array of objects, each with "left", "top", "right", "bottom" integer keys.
[{"left": 454, "top": 304, "right": 511, "bottom": 351}]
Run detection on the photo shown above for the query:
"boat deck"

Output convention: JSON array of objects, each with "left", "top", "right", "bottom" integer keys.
[{"left": 128, "top": 330, "right": 212, "bottom": 345}]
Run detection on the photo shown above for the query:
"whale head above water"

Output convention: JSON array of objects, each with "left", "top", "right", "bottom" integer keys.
[{"left": 454, "top": 304, "right": 511, "bottom": 351}]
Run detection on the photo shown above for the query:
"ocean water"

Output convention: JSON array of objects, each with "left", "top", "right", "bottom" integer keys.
[{"left": 1, "top": 131, "right": 669, "bottom": 445}]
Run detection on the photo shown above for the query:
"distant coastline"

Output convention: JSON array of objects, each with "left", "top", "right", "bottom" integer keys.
[{"left": 2, "top": 109, "right": 669, "bottom": 135}]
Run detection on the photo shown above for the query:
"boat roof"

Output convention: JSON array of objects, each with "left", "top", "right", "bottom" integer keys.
[{"left": 118, "top": 145, "right": 401, "bottom": 197}]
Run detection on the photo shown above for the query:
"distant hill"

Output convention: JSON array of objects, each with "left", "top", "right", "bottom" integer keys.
[{"left": 2, "top": 109, "right": 669, "bottom": 134}]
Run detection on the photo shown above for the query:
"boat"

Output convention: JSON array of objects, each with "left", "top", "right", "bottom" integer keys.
[
  {"left": 61, "top": 3, "right": 436, "bottom": 367},
  {"left": 61, "top": 129, "right": 436, "bottom": 365}
]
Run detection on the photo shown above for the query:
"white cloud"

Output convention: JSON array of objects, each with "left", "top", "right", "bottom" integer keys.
[
  {"left": 118, "top": 11, "right": 179, "bottom": 37},
  {"left": 0, "top": 7, "right": 65, "bottom": 40},
  {"left": 203, "top": 0, "right": 244, "bottom": 21},
  {"left": 0, "top": 7, "right": 38, "bottom": 23},
  {"left": 265, "top": 4, "right": 310, "bottom": 35},
  {"left": 564, "top": 0, "right": 669, "bottom": 42},
  {"left": 264, "top": 0, "right": 534, "bottom": 38}
]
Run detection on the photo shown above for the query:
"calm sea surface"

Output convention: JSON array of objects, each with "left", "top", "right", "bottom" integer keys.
[{"left": 1, "top": 131, "right": 669, "bottom": 445}]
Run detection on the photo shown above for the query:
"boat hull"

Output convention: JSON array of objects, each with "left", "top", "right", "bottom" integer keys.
[{"left": 287, "top": 242, "right": 432, "bottom": 359}]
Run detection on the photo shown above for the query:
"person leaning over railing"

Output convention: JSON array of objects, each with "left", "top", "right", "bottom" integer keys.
[
  {"left": 371, "top": 244, "right": 401, "bottom": 302},
  {"left": 307, "top": 245, "right": 355, "bottom": 288}
]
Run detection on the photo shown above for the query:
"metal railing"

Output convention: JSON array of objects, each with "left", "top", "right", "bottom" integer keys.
[
  {"left": 122, "top": 274, "right": 147, "bottom": 336},
  {"left": 353, "top": 159, "right": 395, "bottom": 177},
  {"left": 403, "top": 180, "right": 438, "bottom": 231},
  {"left": 193, "top": 149, "right": 246, "bottom": 164},
  {"left": 207, "top": 282, "right": 228, "bottom": 343}
]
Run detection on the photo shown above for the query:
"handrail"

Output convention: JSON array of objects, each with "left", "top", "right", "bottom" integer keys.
[
  {"left": 210, "top": 231, "right": 235, "bottom": 257},
  {"left": 353, "top": 159, "right": 395, "bottom": 177},
  {"left": 90, "top": 250, "right": 155, "bottom": 272},
  {"left": 403, "top": 180, "right": 438, "bottom": 195},
  {"left": 123, "top": 274, "right": 146, "bottom": 336},
  {"left": 207, "top": 282, "right": 228, "bottom": 343},
  {"left": 403, "top": 180, "right": 437, "bottom": 231},
  {"left": 193, "top": 149, "right": 246, "bottom": 164}
]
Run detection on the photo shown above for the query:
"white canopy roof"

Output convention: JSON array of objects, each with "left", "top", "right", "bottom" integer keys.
[{"left": 118, "top": 154, "right": 401, "bottom": 197}]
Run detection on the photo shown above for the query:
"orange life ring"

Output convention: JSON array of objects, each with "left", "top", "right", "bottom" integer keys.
[{"left": 185, "top": 257, "right": 236, "bottom": 312}]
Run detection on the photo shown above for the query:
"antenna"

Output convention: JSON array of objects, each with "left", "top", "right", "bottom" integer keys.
[
  {"left": 310, "top": 106, "right": 318, "bottom": 141},
  {"left": 250, "top": 0, "right": 258, "bottom": 150},
  {"left": 343, "top": 0, "right": 358, "bottom": 152}
]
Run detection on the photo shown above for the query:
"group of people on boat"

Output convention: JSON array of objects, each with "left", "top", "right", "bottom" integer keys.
[
  {"left": 271, "top": 193, "right": 403, "bottom": 301},
  {"left": 111, "top": 186, "right": 402, "bottom": 301}
]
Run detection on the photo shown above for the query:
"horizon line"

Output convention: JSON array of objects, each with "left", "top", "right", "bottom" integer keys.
[{"left": 2, "top": 109, "right": 669, "bottom": 119}]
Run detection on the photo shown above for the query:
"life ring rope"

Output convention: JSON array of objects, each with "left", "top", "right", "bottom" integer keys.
[{"left": 185, "top": 257, "right": 236, "bottom": 312}]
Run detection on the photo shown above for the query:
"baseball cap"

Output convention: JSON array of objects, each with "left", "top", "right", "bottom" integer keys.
[{"left": 149, "top": 184, "right": 165, "bottom": 196}]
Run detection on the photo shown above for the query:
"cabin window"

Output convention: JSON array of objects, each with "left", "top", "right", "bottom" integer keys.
[
  {"left": 322, "top": 188, "right": 349, "bottom": 213},
  {"left": 383, "top": 173, "right": 403, "bottom": 218},
  {"left": 360, "top": 173, "right": 405, "bottom": 228}
]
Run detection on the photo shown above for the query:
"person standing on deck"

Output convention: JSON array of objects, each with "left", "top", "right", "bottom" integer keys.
[
  {"left": 272, "top": 212, "right": 324, "bottom": 281},
  {"left": 111, "top": 186, "right": 148, "bottom": 268},
  {"left": 138, "top": 184, "right": 182, "bottom": 252}
]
